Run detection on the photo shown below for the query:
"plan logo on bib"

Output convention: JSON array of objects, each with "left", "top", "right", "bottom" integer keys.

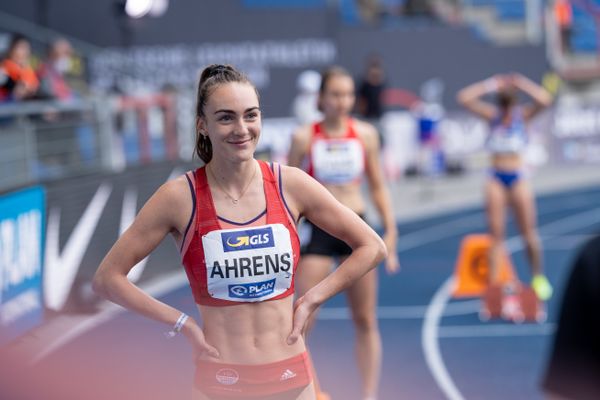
[
  {"left": 221, "top": 227, "right": 274, "bottom": 252},
  {"left": 228, "top": 278, "right": 276, "bottom": 299}
]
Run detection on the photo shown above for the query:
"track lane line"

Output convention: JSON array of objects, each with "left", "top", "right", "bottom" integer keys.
[{"left": 422, "top": 206, "right": 600, "bottom": 400}]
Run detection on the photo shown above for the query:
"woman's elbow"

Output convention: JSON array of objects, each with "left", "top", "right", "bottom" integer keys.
[
  {"left": 456, "top": 93, "right": 469, "bottom": 108},
  {"left": 540, "top": 95, "right": 553, "bottom": 109},
  {"left": 92, "top": 271, "right": 110, "bottom": 300},
  {"left": 374, "top": 237, "right": 387, "bottom": 265}
]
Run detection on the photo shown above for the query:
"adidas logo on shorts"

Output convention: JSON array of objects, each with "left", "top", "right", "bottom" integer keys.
[{"left": 280, "top": 369, "right": 297, "bottom": 381}]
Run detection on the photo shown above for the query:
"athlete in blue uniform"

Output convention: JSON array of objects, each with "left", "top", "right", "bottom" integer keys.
[{"left": 457, "top": 73, "right": 553, "bottom": 300}]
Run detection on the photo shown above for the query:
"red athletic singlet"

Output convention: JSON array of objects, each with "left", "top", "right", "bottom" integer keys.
[
  {"left": 181, "top": 161, "right": 300, "bottom": 307},
  {"left": 307, "top": 118, "right": 366, "bottom": 185}
]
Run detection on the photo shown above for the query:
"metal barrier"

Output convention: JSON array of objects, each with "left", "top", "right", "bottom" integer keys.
[
  {"left": 116, "top": 93, "right": 179, "bottom": 164},
  {"left": 0, "top": 100, "right": 103, "bottom": 191},
  {"left": 0, "top": 93, "right": 183, "bottom": 193}
]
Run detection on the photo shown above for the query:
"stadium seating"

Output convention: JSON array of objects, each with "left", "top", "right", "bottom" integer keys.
[
  {"left": 468, "top": 0, "right": 526, "bottom": 21},
  {"left": 571, "top": 3, "right": 598, "bottom": 53},
  {"left": 242, "top": 0, "right": 326, "bottom": 8}
]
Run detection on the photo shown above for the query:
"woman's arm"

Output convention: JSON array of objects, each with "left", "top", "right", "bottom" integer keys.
[
  {"left": 456, "top": 76, "right": 499, "bottom": 121},
  {"left": 282, "top": 166, "right": 387, "bottom": 343},
  {"left": 511, "top": 73, "right": 553, "bottom": 121},
  {"left": 287, "top": 125, "right": 311, "bottom": 168},
  {"left": 92, "top": 178, "right": 219, "bottom": 357},
  {"left": 360, "top": 122, "right": 400, "bottom": 274}
]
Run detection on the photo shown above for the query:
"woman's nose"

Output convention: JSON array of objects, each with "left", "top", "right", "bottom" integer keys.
[{"left": 234, "top": 117, "right": 250, "bottom": 134}]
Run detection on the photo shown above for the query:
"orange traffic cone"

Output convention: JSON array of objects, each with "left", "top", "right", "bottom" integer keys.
[{"left": 452, "top": 234, "right": 516, "bottom": 298}]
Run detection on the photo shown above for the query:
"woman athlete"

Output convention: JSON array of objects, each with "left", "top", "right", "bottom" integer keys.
[
  {"left": 288, "top": 65, "right": 400, "bottom": 400},
  {"left": 457, "top": 72, "right": 553, "bottom": 300},
  {"left": 93, "top": 64, "right": 386, "bottom": 400}
]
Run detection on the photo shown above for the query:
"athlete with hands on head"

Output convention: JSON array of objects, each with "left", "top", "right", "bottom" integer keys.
[{"left": 457, "top": 72, "right": 553, "bottom": 301}]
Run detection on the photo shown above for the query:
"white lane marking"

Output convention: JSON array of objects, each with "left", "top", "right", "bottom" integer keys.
[
  {"left": 505, "top": 207, "right": 600, "bottom": 253},
  {"left": 438, "top": 323, "right": 555, "bottom": 339},
  {"left": 422, "top": 207, "right": 600, "bottom": 400},
  {"left": 538, "top": 207, "right": 600, "bottom": 236},
  {"left": 123, "top": 168, "right": 184, "bottom": 282},
  {"left": 120, "top": 187, "right": 147, "bottom": 283},
  {"left": 542, "top": 234, "right": 598, "bottom": 250},
  {"left": 43, "top": 184, "right": 112, "bottom": 311},
  {"left": 397, "top": 197, "right": 600, "bottom": 253},
  {"left": 398, "top": 214, "right": 483, "bottom": 252},
  {"left": 32, "top": 270, "right": 188, "bottom": 364},
  {"left": 31, "top": 193, "right": 600, "bottom": 365},
  {"left": 317, "top": 300, "right": 479, "bottom": 320},
  {"left": 31, "top": 297, "right": 475, "bottom": 364},
  {"left": 422, "top": 277, "right": 464, "bottom": 400}
]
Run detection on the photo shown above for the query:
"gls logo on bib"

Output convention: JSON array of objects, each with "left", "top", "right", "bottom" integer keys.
[{"left": 221, "top": 227, "right": 274, "bottom": 252}]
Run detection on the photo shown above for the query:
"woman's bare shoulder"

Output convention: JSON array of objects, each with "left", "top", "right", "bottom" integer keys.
[
  {"left": 292, "top": 123, "right": 314, "bottom": 141},
  {"left": 352, "top": 118, "right": 379, "bottom": 147},
  {"left": 149, "top": 173, "right": 196, "bottom": 216}
]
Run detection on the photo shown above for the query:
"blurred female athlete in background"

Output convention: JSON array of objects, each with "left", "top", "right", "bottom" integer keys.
[{"left": 288, "top": 65, "right": 400, "bottom": 400}]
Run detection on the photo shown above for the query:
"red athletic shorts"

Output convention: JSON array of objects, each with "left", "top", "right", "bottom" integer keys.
[{"left": 195, "top": 351, "right": 312, "bottom": 398}]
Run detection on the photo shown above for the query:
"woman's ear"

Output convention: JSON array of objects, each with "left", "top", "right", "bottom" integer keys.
[{"left": 196, "top": 117, "right": 205, "bottom": 136}]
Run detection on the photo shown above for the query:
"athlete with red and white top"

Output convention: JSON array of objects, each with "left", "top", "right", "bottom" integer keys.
[
  {"left": 288, "top": 66, "right": 399, "bottom": 400},
  {"left": 93, "top": 64, "right": 386, "bottom": 400}
]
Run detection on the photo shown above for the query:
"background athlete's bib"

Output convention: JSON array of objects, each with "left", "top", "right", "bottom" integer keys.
[
  {"left": 311, "top": 138, "right": 364, "bottom": 184},
  {"left": 202, "top": 223, "right": 294, "bottom": 302},
  {"left": 488, "top": 127, "right": 527, "bottom": 154}
]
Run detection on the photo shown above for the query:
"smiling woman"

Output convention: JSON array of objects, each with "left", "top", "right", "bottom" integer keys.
[{"left": 92, "top": 64, "right": 386, "bottom": 400}]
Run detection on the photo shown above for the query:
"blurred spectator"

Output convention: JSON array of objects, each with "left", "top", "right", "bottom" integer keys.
[
  {"left": 291, "top": 69, "right": 322, "bottom": 125},
  {"left": 356, "top": 55, "right": 386, "bottom": 145},
  {"left": 35, "top": 38, "right": 95, "bottom": 171},
  {"left": 379, "top": 0, "right": 404, "bottom": 20},
  {"left": 403, "top": 0, "right": 434, "bottom": 17},
  {"left": 554, "top": 0, "right": 573, "bottom": 54},
  {"left": 412, "top": 78, "right": 446, "bottom": 177},
  {"left": 36, "top": 38, "right": 76, "bottom": 101},
  {"left": 0, "top": 34, "right": 39, "bottom": 103},
  {"left": 542, "top": 235, "right": 600, "bottom": 399},
  {"left": 357, "top": 0, "right": 382, "bottom": 23}
]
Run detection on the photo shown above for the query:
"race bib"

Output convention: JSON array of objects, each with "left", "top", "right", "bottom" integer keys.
[
  {"left": 488, "top": 128, "right": 527, "bottom": 153},
  {"left": 202, "top": 224, "right": 294, "bottom": 302},
  {"left": 311, "top": 138, "right": 364, "bottom": 184}
]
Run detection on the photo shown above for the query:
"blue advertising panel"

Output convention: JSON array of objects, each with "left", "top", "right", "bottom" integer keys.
[{"left": 0, "top": 186, "right": 45, "bottom": 346}]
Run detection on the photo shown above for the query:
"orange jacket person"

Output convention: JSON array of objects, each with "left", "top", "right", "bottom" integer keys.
[{"left": 0, "top": 35, "right": 39, "bottom": 102}]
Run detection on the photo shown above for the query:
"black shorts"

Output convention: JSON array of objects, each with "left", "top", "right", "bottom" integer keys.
[{"left": 301, "top": 215, "right": 365, "bottom": 257}]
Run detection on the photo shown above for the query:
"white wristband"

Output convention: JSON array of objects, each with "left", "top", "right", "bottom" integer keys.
[{"left": 165, "top": 313, "right": 188, "bottom": 339}]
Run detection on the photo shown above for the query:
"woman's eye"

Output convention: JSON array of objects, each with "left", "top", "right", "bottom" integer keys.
[
  {"left": 219, "top": 115, "right": 233, "bottom": 122},
  {"left": 246, "top": 113, "right": 258, "bottom": 119}
]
